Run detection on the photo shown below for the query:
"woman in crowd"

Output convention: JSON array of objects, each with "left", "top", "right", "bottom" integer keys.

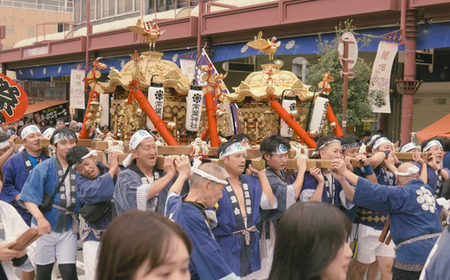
[
  {"left": 269, "top": 201, "right": 352, "bottom": 280},
  {"left": 96, "top": 210, "right": 192, "bottom": 280}
]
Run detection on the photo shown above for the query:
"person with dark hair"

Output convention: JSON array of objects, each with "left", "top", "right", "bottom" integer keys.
[
  {"left": 66, "top": 146, "right": 119, "bottom": 280},
  {"left": 114, "top": 130, "right": 188, "bottom": 215},
  {"left": 340, "top": 135, "right": 361, "bottom": 158},
  {"left": 19, "top": 127, "right": 80, "bottom": 280},
  {"left": 419, "top": 138, "right": 449, "bottom": 198},
  {"left": 56, "top": 119, "right": 66, "bottom": 129},
  {"left": 1, "top": 125, "right": 48, "bottom": 226},
  {"left": 1, "top": 122, "right": 16, "bottom": 136},
  {"left": 348, "top": 134, "right": 398, "bottom": 280},
  {"left": 299, "top": 135, "right": 354, "bottom": 211},
  {"left": 97, "top": 210, "right": 192, "bottom": 280},
  {"left": 399, "top": 142, "right": 419, "bottom": 153},
  {"left": 213, "top": 141, "right": 275, "bottom": 279},
  {"left": 228, "top": 133, "right": 251, "bottom": 148},
  {"left": 166, "top": 161, "right": 239, "bottom": 280},
  {"left": 333, "top": 160, "right": 442, "bottom": 280},
  {"left": 253, "top": 134, "right": 306, "bottom": 279},
  {"left": 269, "top": 201, "right": 352, "bottom": 280}
]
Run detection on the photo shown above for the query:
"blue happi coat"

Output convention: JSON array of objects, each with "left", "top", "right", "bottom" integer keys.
[
  {"left": 213, "top": 175, "right": 262, "bottom": 277},
  {"left": 413, "top": 163, "right": 449, "bottom": 198},
  {"left": 299, "top": 171, "right": 351, "bottom": 209},
  {"left": 353, "top": 178, "right": 441, "bottom": 265},
  {"left": 114, "top": 160, "right": 168, "bottom": 215},
  {"left": 19, "top": 157, "right": 81, "bottom": 232},
  {"left": 76, "top": 164, "right": 116, "bottom": 242},
  {"left": 165, "top": 192, "right": 238, "bottom": 280},
  {"left": 258, "top": 168, "right": 295, "bottom": 239},
  {"left": 1, "top": 150, "right": 48, "bottom": 225}
]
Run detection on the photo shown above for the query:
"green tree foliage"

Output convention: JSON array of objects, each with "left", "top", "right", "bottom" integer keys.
[{"left": 305, "top": 20, "right": 374, "bottom": 130}]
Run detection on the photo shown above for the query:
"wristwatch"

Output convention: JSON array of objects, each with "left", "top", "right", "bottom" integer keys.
[{"left": 437, "top": 167, "right": 443, "bottom": 175}]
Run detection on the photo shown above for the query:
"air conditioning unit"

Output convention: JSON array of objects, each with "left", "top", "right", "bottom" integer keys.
[{"left": 222, "top": 62, "right": 254, "bottom": 73}]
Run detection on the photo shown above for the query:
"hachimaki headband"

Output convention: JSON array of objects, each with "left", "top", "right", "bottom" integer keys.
[
  {"left": 318, "top": 139, "right": 341, "bottom": 151},
  {"left": 423, "top": 140, "right": 442, "bottom": 152},
  {"left": 219, "top": 142, "right": 246, "bottom": 159},
  {"left": 372, "top": 137, "right": 391, "bottom": 150}
]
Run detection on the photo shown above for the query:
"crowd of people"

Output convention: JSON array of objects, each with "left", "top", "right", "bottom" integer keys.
[{"left": 0, "top": 119, "right": 448, "bottom": 280}]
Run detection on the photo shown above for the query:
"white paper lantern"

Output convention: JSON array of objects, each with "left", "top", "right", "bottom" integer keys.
[
  {"left": 146, "top": 82, "right": 165, "bottom": 130},
  {"left": 309, "top": 96, "right": 329, "bottom": 134},
  {"left": 280, "top": 97, "right": 296, "bottom": 137},
  {"left": 185, "top": 85, "right": 204, "bottom": 132}
]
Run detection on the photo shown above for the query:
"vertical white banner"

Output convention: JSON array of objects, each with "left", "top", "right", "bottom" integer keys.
[
  {"left": 70, "top": 69, "right": 86, "bottom": 109},
  {"left": 99, "top": 94, "right": 110, "bottom": 127},
  {"left": 180, "top": 59, "right": 196, "bottom": 80},
  {"left": 368, "top": 41, "right": 398, "bottom": 113}
]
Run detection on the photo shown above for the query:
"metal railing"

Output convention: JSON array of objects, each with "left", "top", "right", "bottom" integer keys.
[{"left": 0, "top": 0, "right": 73, "bottom": 12}]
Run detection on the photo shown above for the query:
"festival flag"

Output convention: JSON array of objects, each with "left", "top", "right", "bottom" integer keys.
[
  {"left": 194, "top": 48, "right": 237, "bottom": 135},
  {"left": 368, "top": 41, "right": 398, "bottom": 113},
  {"left": 0, "top": 73, "right": 28, "bottom": 123}
]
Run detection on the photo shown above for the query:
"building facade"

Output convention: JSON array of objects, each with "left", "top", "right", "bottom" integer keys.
[{"left": 1, "top": 0, "right": 450, "bottom": 142}]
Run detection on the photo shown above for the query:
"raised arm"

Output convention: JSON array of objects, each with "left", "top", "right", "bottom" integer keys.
[
  {"left": 368, "top": 151, "right": 388, "bottom": 169},
  {"left": 355, "top": 154, "right": 377, "bottom": 183},
  {"left": 292, "top": 157, "right": 307, "bottom": 200},
  {"left": 168, "top": 155, "right": 191, "bottom": 196},
  {"left": 247, "top": 165, "right": 274, "bottom": 205},
  {"left": 331, "top": 158, "right": 355, "bottom": 201},
  {"left": 413, "top": 152, "right": 428, "bottom": 183},
  {"left": 147, "top": 156, "right": 177, "bottom": 200},
  {"left": 308, "top": 167, "right": 325, "bottom": 202},
  {"left": 0, "top": 135, "right": 17, "bottom": 169}
]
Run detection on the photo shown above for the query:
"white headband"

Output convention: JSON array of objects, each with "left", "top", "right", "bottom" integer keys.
[
  {"left": 272, "top": 143, "right": 289, "bottom": 155},
  {"left": 319, "top": 139, "right": 341, "bottom": 151},
  {"left": 400, "top": 142, "right": 419, "bottom": 153},
  {"left": 21, "top": 125, "right": 40, "bottom": 140},
  {"left": 396, "top": 165, "right": 420, "bottom": 177},
  {"left": 192, "top": 168, "right": 228, "bottom": 185},
  {"left": 123, "top": 130, "right": 155, "bottom": 167},
  {"left": 372, "top": 137, "right": 391, "bottom": 150},
  {"left": 219, "top": 142, "right": 246, "bottom": 159},
  {"left": 0, "top": 140, "right": 10, "bottom": 149},
  {"left": 53, "top": 132, "right": 76, "bottom": 145},
  {"left": 129, "top": 130, "right": 154, "bottom": 151},
  {"left": 423, "top": 140, "right": 442, "bottom": 152},
  {"left": 42, "top": 127, "right": 56, "bottom": 140},
  {"left": 71, "top": 150, "right": 98, "bottom": 169}
]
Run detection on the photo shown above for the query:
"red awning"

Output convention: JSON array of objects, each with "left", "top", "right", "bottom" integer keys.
[
  {"left": 416, "top": 113, "right": 450, "bottom": 143},
  {"left": 25, "top": 101, "right": 69, "bottom": 115}
]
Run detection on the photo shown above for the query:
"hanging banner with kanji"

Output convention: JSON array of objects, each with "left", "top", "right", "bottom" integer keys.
[
  {"left": 0, "top": 73, "right": 28, "bottom": 123},
  {"left": 70, "top": 69, "right": 86, "bottom": 109},
  {"left": 368, "top": 41, "right": 398, "bottom": 114}
]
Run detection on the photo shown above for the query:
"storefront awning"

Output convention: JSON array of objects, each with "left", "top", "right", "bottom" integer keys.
[
  {"left": 25, "top": 101, "right": 68, "bottom": 115},
  {"left": 416, "top": 113, "right": 450, "bottom": 143},
  {"left": 212, "top": 22, "right": 450, "bottom": 62},
  {"left": 14, "top": 49, "right": 197, "bottom": 80}
]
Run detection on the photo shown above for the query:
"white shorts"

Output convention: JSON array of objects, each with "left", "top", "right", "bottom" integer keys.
[
  {"left": 33, "top": 225, "right": 78, "bottom": 265},
  {"left": 250, "top": 239, "right": 274, "bottom": 280},
  {"left": 356, "top": 224, "right": 395, "bottom": 264},
  {"left": 83, "top": 241, "right": 100, "bottom": 280}
]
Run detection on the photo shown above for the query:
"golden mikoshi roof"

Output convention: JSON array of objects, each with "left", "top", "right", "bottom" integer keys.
[
  {"left": 223, "top": 64, "right": 316, "bottom": 103},
  {"left": 87, "top": 51, "right": 191, "bottom": 95}
]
